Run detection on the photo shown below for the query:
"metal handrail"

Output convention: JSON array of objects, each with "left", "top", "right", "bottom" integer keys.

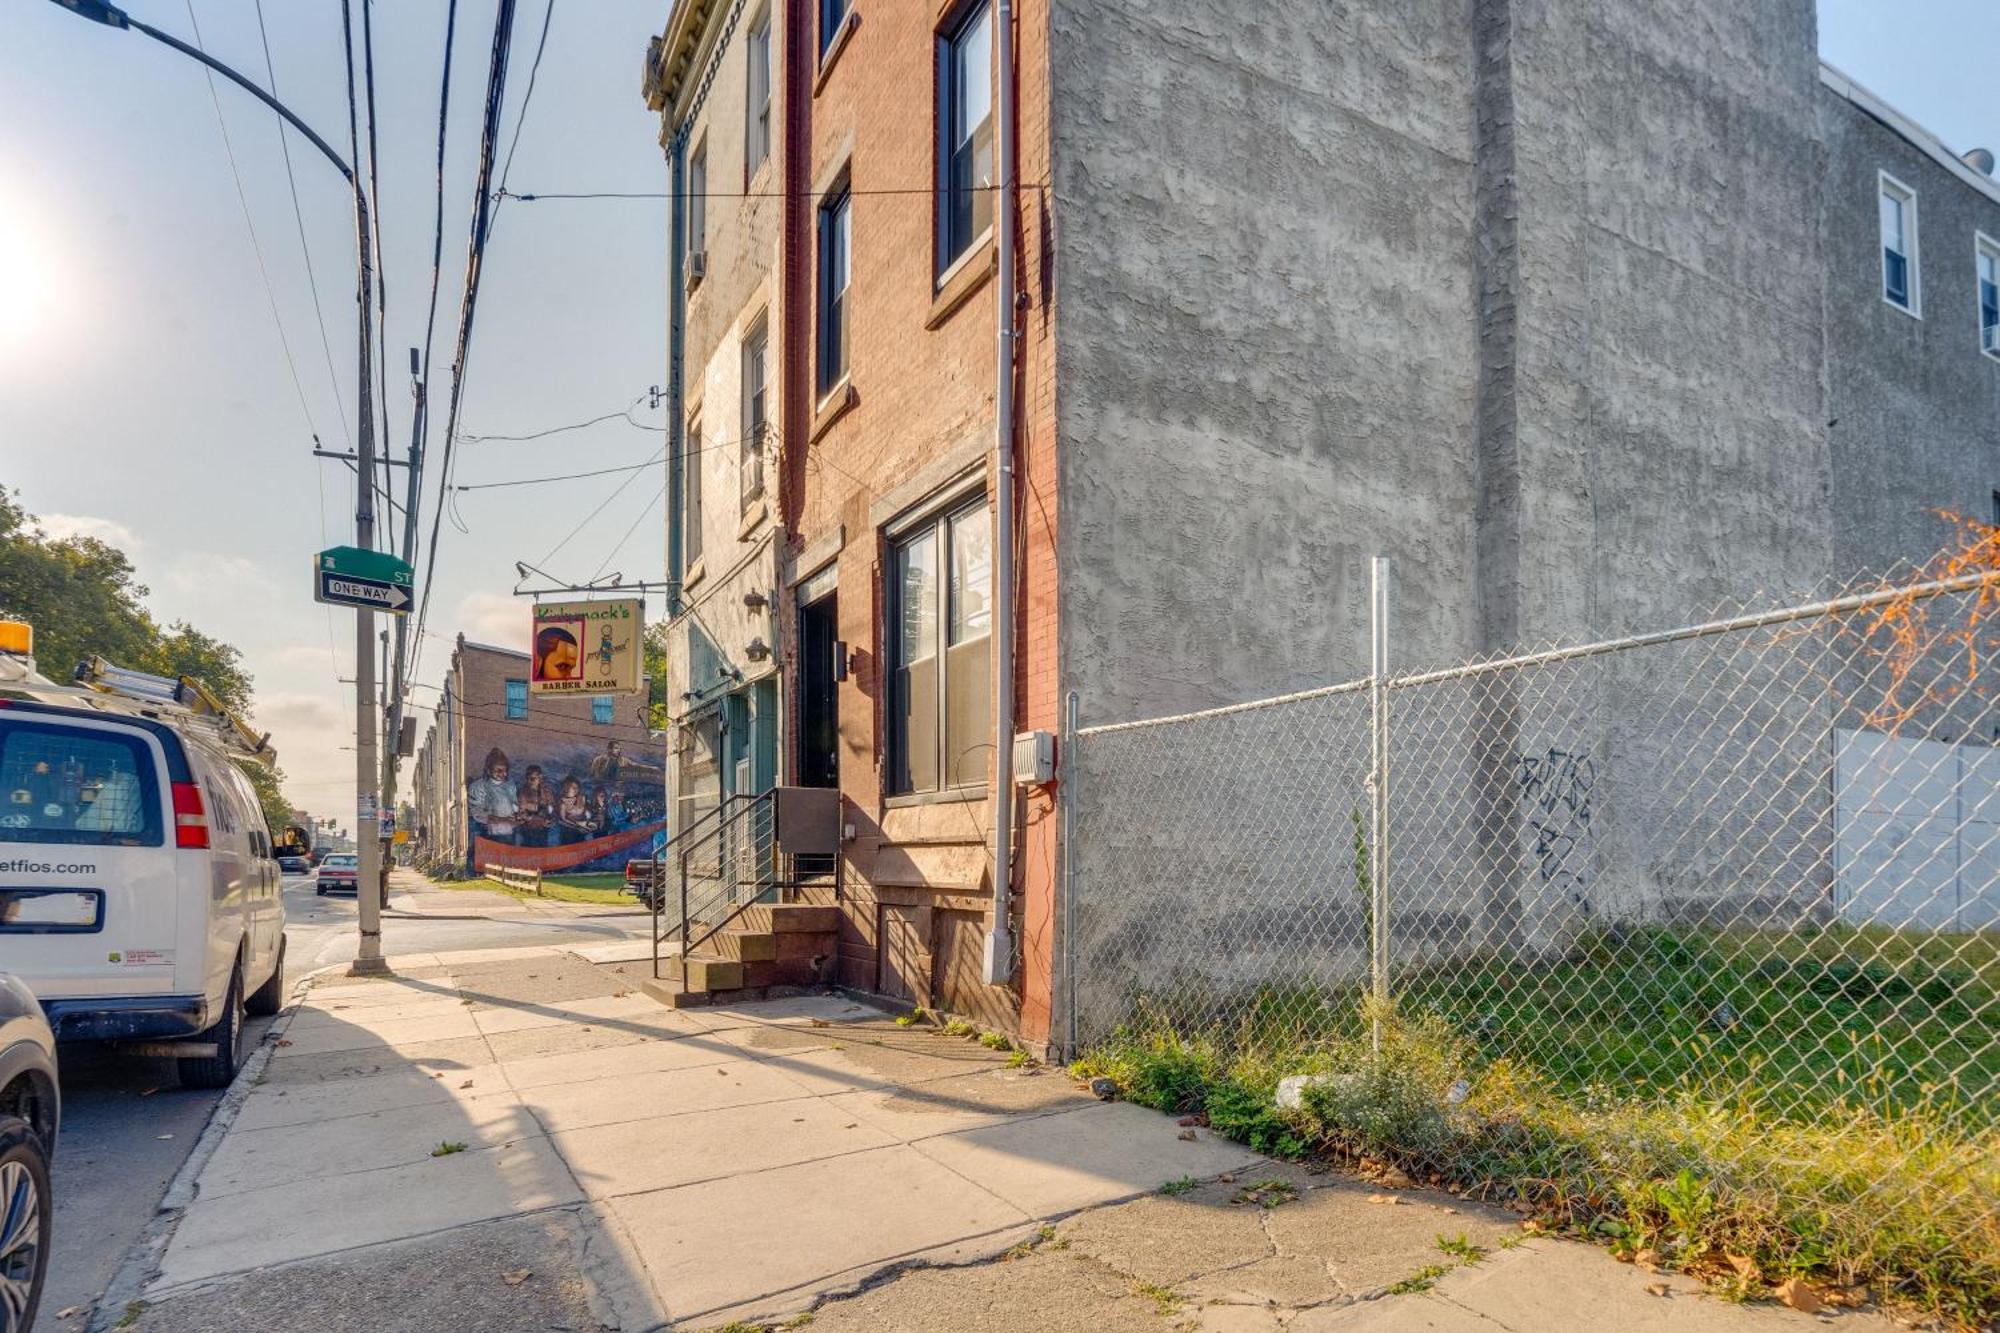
[
  {"left": 647, "top": 793, "right": 757, "bottom": 974},
  {"left": 678, "top": 791, "right": 777, "bottom": 961}
]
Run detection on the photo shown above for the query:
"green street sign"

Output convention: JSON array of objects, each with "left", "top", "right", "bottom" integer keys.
[
  {"left": 315, "top": 546, "right": 415, "bottom": 615},
  {"left": 317, "top": 546, "right": 412, "bottom": 586}
]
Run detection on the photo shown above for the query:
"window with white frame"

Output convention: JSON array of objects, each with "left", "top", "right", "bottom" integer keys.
[
  {"left": 688, "top": 141, "right": 707, "bottom": 277},
  {"left": 1879, "top": 172, "right": 1919, "bottom": 315},
  {"left": 820, "top": 0, "right": 851, "bottom": 56},
  {"left": 1977, "top": 233, "right": 1999, "bottom": 357},
  {"left": 742, "top": 326, "right": 768, "bottom": 505},
  {"left": 746, "top": 12, "right": 772, "bottom": 178},
  {"left": 936, "top": 2, "right": 993, "bottom": 274},
  {"left": 683, "top": 417, "right": 704, "bottom": 572},
  {"left": 886, "top": 495, "right": 991, "bottom": 795}
]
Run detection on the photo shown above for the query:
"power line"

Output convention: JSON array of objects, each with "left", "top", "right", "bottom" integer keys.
[
  {"left": 359, "top": 0, "right": 394, "bottom": 553},
  {"left": 489, "top": 0, "right": 555, "bottom": 248},
  {"left": 497, "top": 181, "right": 1045, "bottom": 201},
  {"left": 458, "top": 399, "right": 651, "bottom": 442},
  {"left": 455, "top": 458, "right": 661, "bottom": 491},
  {"left": 411, "top": 0, "right": 521, "bottom": 685},
  {"left": 251, "top": 0, "right": 351, "bottom": 452},
  {"left": 539, "top": 445, "right": 667, "bottom": 568},
  {"left": 589, "top": 479, "right": 668, "bottom": 582},
  {"left": 181, "top": 0, "right": 318, "bottom": 448}
]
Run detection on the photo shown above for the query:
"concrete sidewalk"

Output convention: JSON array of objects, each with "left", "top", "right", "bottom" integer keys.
[{"left": 111, "top": 947, "right": 1904, "bottom": 1333}]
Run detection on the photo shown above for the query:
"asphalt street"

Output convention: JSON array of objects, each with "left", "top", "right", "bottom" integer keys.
[{"left": 34, "top": 872, "right": 653, "bottom": 1333}]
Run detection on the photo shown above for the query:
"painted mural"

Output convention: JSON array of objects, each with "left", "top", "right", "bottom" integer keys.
[{"left": 465, "top": 735, "right": 667, "bottom": 874}]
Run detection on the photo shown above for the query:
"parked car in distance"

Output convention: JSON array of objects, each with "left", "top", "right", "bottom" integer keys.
[
  {"left": 277, "top": 855, "right": 311, "bottom": 876},
  {"left": 0, "top": 972, "right": 55, "bottom": 1333},
  {"left": 624, "top": 857, "right": 661, "bottom": 908},
  {"left": 314, "top": 853, "right": 359, "bottom": 896},
  {"left": 0, "top": 696, "right": 287, "bottom": 1091}
]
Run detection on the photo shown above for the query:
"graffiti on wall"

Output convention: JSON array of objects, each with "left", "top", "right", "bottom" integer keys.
[
  {"left": 1516, "top": 747, "right": 1594, "bottom": 908},
  {"left": 467, "top": 736, "right": 666, "bottom": 874}
]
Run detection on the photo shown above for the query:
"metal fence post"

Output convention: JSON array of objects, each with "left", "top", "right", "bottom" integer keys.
[
  {"left": 1062, "top": 689, "right": 1080, "bottom": 1061},
  {"left": 1368, "top": 557, "right": 1391, "bottom": 1052}
]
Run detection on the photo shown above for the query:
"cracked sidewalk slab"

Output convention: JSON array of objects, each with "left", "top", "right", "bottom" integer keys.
[{"left": 787, "top": 1169, "right": 1907, "bottom": 1333}]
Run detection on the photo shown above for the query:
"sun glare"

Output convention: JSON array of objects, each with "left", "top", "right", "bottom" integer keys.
[{"left": 0, "top": 211, "right": 60, "bottom": 360}]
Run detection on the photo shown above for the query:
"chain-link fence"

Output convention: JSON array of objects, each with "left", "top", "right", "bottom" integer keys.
[{"left": 1066, "top": 559, "right": 1999, "bottom": 1309}]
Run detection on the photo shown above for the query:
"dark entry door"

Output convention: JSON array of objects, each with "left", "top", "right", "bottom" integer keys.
[{"left": 798, "top": 592, "right": 839, "bottom": 788}]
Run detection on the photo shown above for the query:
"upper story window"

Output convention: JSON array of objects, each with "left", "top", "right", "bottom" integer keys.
[
  {"left": 592, "top": 696, "right": 615, "bottom": 726},
  {"left": 1977, "top": 233, "right": 1999, "bottom": 358},
  {"left": 886, "top": 495, "right": 992, "bottom": 795},
  {"left": 746, "top": 12, "right": 772, "bottom": 178},
  {"left": 505, "top": 679, "right": 528, "bottom": 720},
  {"left": 936, "top": 2, "right": 993, "bottom": 274},
  {"left": 820, "top": 0, "right": 851, "bottom": 56},
  {"left": 1879, "top": 172, "right": 1919, "bottom": 316},
  {"left": 688, "top": 141, "right": 707, "bottom": 273},
  {"left": 818, "top": 187, "right": 852, "bottom": 394},
  {"left": 684, "top": 417, "right": 705, "bottom": 572},
  {"left": 742, "top": 327, "right": 768, "bottom": 505}
]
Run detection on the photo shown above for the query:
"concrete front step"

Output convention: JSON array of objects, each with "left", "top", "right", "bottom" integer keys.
[
  {"left": 735, "top": 904, "right": 840, "bottom": 934},
  {"left": 714, "top": 930, "right": 777, "bottom": 963}
]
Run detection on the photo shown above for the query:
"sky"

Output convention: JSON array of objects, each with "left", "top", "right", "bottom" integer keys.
[{"left": 0, "top": 0, "right": 1993, "bottom": 821}]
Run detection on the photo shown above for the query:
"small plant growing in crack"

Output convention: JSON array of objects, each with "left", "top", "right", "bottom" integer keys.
[
  {"left": 1158, "top": 1176, "right": 1201, "bottom": 1196},
  {"left": 978, "top": 1031, "right": 1013, "bottom": 1051},
  {"left": 115, "top": 1302, "right": 149, "bottom": 1330},
  {"left": 894, "top": 1007, "right": 926, "bottom": 1028},
  {"left": 1386, "top": 1263, "right": 1453, "bottom": 1295},
  {"left": 1006, "top": 1049, "right": 1033, "bottom": 1068},
  {"left": 1436, "top": 1233, "right": 1485, "bottom": 1263},
  {"left": 942, "top": 1018, "right": 977, "bottom": 1038},
  {"left": 1132, "top": 1282, "right": 1182, "bottom": 1316},
  {"left": 1232, "top": 1178, "right": 1299, "bottom": 1209},
  {"left": 431, "top": 1140, "right": 469, "bottom": 1157},
  {"left": 781, "top": 1314, "right": 816, "bottom": 1329}
]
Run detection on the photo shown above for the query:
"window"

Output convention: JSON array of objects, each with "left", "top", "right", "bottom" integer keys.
[
  {"left": 1879, "top": 172, "right": 1919, "bottom": 315},
  {"left": 936, "top": 2, "right": 993, "bottom": 272},
  {"left": 1977, "top": 233, "right": 2000, "bottom": 357},
  {"left": 742, "top": 328, "right": 768, "bottom": 504},
  {"left": 0, "top": 720, "right": 162, "bottom": 847},
  {"left": 592, "top": 696, "right": 615, "bottom": 726},
  {"left": 688, "top": 142, "right": 707, "bottom": 267},
  {"left": 887, "top": 496, "right": 991, "bottom": 794},
  {"left": 820, "top": 0, "right": 851, "bottom": 56},
  {"left": 683, "top": 418, "right": 704, "bottom": 572},
  {"left": 746, "top": 12, "right": 772, "bottom": 177},
  {"left": 818, "top": 187, "right": 851, "bottom": 393},
  {"left": 505, "top": 680, "right": 528, "bottom": 720}
]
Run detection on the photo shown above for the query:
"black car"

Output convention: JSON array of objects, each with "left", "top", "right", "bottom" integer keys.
[{"left": 277, "top": 855, "right": 311, "bottom": 876}]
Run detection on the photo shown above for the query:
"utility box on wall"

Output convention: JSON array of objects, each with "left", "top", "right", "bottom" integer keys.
[{"left": 1013, "top": 730, "right": 1056, "bottom": 785}]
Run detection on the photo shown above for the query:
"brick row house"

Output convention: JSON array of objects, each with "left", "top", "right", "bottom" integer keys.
[{"left": 640, "top": 0, "right": 2000, "bottom": 1054}]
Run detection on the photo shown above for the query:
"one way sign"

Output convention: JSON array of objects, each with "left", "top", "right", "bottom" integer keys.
[
  {"left": 316, "top": 570, "right": 412, "bottom": 614},
  {"left": 314, "top": 546, "right": 415, "bottom": 616}
]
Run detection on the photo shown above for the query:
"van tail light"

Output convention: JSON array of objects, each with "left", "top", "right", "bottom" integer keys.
[{"left": 171, "top": 782, "right": 210, "bottom": 850}]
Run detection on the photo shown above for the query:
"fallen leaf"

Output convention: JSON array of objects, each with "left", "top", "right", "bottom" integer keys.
[
  {"left": 1217, "top": 1173, "right": 1237, "bottom": 1184},
  {"left": 1774, "top": 1279, "right": 1822, "bottom": 1314},
  {"left": 1177, "top": 1116, "right": 1198, "bottom": 1127},
  {"left": 459, "top": 1080, "right": 474, "bottom": 1089},
  {"left": 1633, "top": 1248, "right": 1662, "bottom": 1270},
  {"left": 809, "top": 1018, "right": 831, "bottom": 1028},
  {"left": 1177, "top": 1128, "right": 1198, "bottom": 1141},
  {"left": 275, "top": 1039, "right": 293, "bottom": 1048},
  {"left": 54, "top": 1306, "right": 84, "bottom": 1319},
  {"left": 501, "top": 1268, "right": 532, "bottom": 1287},
  {"left": 1367, "top": 1194, "right": 1403, "bottom": 1205},
  {"left": 1725, "top": 1254, "right": 1761, "bottom": 1282},
  {"left": 1645, "top": 1282, "right": 1671, "bottom": 1298}
]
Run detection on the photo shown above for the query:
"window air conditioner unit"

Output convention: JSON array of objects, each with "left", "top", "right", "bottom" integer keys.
[{"left": 685, "top": 250, "right": 707, "bottom": 286}]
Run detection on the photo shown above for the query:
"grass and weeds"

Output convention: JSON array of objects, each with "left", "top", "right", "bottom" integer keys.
[
  {"left": 1232, "top": 1178, "right": 1299, "bottom": 1209},
  {"left": 978, "top": 1031, "right": 1013, "bottom": 1051},
  {"left": 1073, "top": 931, "right": 2000, "bottom": 1330},
  {"left": 895, "top": 1007, "right": 928, "bottom": 1027},
  {"left": 1436, "top": 1233, "right": 1485, "bottom": 1263},
  {"left": 1158, "top": 1175, "right": 1200, "bottom": 1196},
  {"left": 1006, "top": 1048, "right": 1034, "bottom": 1068},
  {"left": 460, "top": 873, "right": 635, "bottom": 906},
  {"left": 941, "top": 1018, "right": 978, "bottom": 1038},
  {"left": 1131, "top": 1282, "right": 1182, "bottom": 1316},
  {"left": 431, "top": 1140, "right": 468, "bottom": 1157},
  {"left": 1385, "top": 1263, "right": 1453, "bottom": 1295}
]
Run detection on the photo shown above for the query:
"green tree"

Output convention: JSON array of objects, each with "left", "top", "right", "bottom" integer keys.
[
  {"left": 236, "top": 760, "right": 298, "bottom": 837},
  {"left": 643, "top": 621, "right": 672, "bottom": 731},
  {"left": 0, "top": 488, "right": 160, "bottom": 679},
  {"left": 153, "top": 622, "right": 254, "bottom": 713}
]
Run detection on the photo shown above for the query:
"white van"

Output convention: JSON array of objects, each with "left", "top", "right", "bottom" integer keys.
[{"left": 0, "top": 696, "right": 286, "bottom": 1088}]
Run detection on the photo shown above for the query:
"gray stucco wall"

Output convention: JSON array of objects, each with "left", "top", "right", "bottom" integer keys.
[
  {"left": 1050, "top": 0, "right": 1483, "bottom": 726},
  {"left": 1822, "top": 91, "right": 2000, "bottom": 579}
]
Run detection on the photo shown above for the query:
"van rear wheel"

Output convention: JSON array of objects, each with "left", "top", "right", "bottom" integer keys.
[
  {"left": 246, "top": 936, "right": 287, "bottom": 1017},
  {"left": 179, "top": 969, "right": 244, "bottom": 1090}
]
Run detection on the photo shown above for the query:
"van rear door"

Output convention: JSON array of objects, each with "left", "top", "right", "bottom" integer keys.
[{"left": 0, "top": 709, "right": 180, "bottom": 1000}]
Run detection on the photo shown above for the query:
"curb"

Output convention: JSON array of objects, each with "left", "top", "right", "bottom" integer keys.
[{"left": 85, "top": 968, "right": 317, "bottom": 1333}]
